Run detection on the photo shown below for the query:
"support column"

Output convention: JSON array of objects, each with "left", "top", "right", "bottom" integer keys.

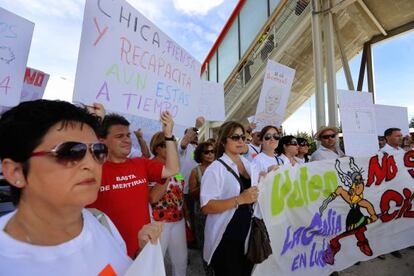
[
  {"left": 311, "top": 0, "right": 326, "bottom": 129},
  {"left": 324, "top": 0, "right": 338, "bottom": 127},
  {"left": 366, "top": 42, "right": 376, "bottom": 102},
  {"left": 333, "top": 16, "right": 354, "bottom": 91}
]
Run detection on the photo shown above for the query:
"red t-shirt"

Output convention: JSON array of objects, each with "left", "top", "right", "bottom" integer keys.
[{"left": 89, "top": 157, "right": 163, "bottom": 257}]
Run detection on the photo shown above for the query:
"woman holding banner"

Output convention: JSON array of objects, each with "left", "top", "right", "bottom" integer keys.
[
  {"left": 253, "top": 125, "right": 283, "bottom": 174},
  {"left": 276, "top": 135, "right": 300, "bottom": 167},
  {"left": 200, "top": 121, "right": 259, "bottom": 276},
  {"left": 0, "top": 100, "right": 162, "bottom": 275}
]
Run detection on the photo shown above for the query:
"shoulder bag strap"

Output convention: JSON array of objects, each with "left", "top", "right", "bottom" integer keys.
[{"left": 217, "top": 158, "right": 246, "bottom": 192}]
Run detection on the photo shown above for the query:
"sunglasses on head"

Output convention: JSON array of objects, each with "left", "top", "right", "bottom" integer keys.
[
  {"left": 321, "top": 134, "right": 336, "bottom": 140},
  {"left": 228, "top": 134, "right": 246, "bottom": 142},
  {"left": 203, "top": 150, "right": 215, "bottom": 155},
  {"left": 31, "top": 141, "right": 108, "bottom": 166},
  {"left": 299, "top": 141, "right": 309, "bottom": 146},
  {"left": 263, "top": 134, "right": 280, "bottom": 141}
]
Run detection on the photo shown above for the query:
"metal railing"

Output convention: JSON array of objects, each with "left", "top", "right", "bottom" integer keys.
[{"left": 223, "top": 0, "right": 311, "bottom": 116}]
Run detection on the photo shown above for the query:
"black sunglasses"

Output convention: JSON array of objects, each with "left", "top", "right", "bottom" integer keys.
[
  {"left": 286, "top": 140, "right": 298, "bottom": 146},
  {"left": 31, "top": 141, "right": 108, "bottom": 166},
  {"left": 263, "top": 134, "right": 280, "bottom": 141},
  {"left": 321, "top": 134, "right": 336, "bottom": 140},
  {"left": 203, "top": 150, "right": 215, "bottom": 155},
  {"left": 228, "top": 134, "right": 246, "bottom": 142},
  {"left": 299, "top": 141, "right": 309, "bottom": 146}
]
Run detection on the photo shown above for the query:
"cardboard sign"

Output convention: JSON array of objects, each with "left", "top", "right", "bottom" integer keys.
[
  {"left": 73, "top": 0, "right": 201, "bottom": 126},
  {"left": 198, "top": 80, "right": 225, "bottom": 121},
  {"left": 375, "top": 104, "right": 409, "bottom": 136},
  {"left": 338, "top": 90, "right": 379, "bottom": 157},
  {"left": 254, "top": 60, "right": 295, "bottom": 130},
  {"left": 0, "top": 7, "right": 34, "bottom": 107}
]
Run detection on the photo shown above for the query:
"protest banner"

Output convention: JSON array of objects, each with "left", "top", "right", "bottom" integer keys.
[
  {"left": 338, "top": 90, "right": 379, "bottom": 157},
  {"left": 375, "top": 104, "right": 409, "bottom": 136},
  {"left": 198, "top": 80, "right": 225, "bottom": 121},
  {"left": 73, "top": 0, "right": 201, "bottom": 126},
  {"left": 0, "top": 7, "right": 34, "bottom": 107},
  {"left": 124, "top": 242, "right": 166, "bottom": 276},
  {"left": 254, "top": 60, "right": 295, "bottom": 130},
  {"left": 254, "top": 152, "right": 414, "bottom": 276}
]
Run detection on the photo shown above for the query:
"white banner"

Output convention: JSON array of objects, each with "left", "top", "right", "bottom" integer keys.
[
  {"left": 0, "top": 7, "right": 34, "bottom": 107},
  {"left": 124, "top": 242, "right": 166, "bottom": 276},
  {"left": 255, "top": 152, "right": 414, "bottom": 276},
  {"left": 198, "top": 80, "right": 225, "bottom": 121},
  {"left": 73, "top": 0, "right": 201, "bottom": 126},
  {"left": 375, "top": 104, "right": 409, "bottom": 136},
  {"left": 254, "top": 60, "right": 295, "bottom": 130},
  {"left": 338, "top": 90, "right": 379, "bottom": 157}
]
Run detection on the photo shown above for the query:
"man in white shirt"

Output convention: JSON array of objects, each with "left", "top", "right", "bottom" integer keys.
[
  {"left": 378, "top": 127, "right": 404, "bottom": 259},
  {"left": 379, "top": 128, "right": 404, "bottom": 155},
  {"left": 310, "top": 126, "right": 345, "bottom": 161}
]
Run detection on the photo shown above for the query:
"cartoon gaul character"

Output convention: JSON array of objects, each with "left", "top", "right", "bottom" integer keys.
[{"left": 319, "top": 157, "right": 378, "bottom": 265}]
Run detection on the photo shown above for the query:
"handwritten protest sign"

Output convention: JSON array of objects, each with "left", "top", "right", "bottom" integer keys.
[
  {"left": 0, "top": 8, "right": 34, "bottom": 107},
  {"left": 254, "top": 60, "right": 295, "bottom": 130},
  {"left": 198, "top": 80, "right": 225, "bottom": 121},
  {"left": 73, "top": 0, "right": 201, "bottom": 126},
  {"left": 254, "top": 152, "right": 414, "bottom": 276},
  {"left": 338, "top": 90, "right": 379, "bottom": 157},
  {"left": 124, "top": 242, "right": 166, "bottom": 276}
]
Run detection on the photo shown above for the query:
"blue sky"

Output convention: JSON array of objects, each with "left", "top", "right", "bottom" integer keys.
[{"left": 1, "top": 0, "right": 413, "bottom": 135}]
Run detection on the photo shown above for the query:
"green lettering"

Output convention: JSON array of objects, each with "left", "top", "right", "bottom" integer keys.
[
  {"left": 323, "top": 171, "right": 338, "bottom": 197},
  {"left": 271, "top": 172, "right": 292, "bottom": 216},
  {"left": 105, "top": 64, "right": 120, "bottom": 81},
  {"left": 308, "top": 175, "right": 322, "bottom": 201}
]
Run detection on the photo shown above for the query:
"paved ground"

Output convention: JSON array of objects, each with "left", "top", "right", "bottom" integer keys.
[{"left": 166, "top": 247, "right": 414, "bottom": 275}]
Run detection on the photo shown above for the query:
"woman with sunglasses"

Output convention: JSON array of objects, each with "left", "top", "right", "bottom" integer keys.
[
  {"left": 148, "top": 131, "right": 187, "bottom": 276},
  {"left": 201, "top": 121, "right": 259, "bottom": 276},
  {"left": 276, "top": 135, "right": 299, "bottom": 167},
  {"left": 0, "top": 100, "right": 162, "bottom": 275},
  {"left": 253, "top": 125, "right": 283, "bottom": 174},
  {"left": 295, "top": 137, "right": 310, "bottom": 164}
]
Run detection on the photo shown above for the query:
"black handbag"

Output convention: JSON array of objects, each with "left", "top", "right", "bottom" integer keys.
[{"left": 217, "top": 159, "right": 272, "bottom": 264}]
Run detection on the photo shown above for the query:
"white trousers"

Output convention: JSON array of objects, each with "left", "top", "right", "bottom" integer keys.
[{"left": 160, "top": 219, "right": 188, "bottom": 276}]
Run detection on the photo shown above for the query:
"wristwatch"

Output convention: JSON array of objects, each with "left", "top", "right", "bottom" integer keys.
[{"left": 164, "top": 135, "right": 176, "bottom": 141}]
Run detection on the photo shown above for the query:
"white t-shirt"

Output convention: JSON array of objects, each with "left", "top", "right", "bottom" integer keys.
[
  {"left": 200, "top": 153, "right": 259, "bottom": 264},
  {"left": 253, "top": 152, "right": 282, "bottom": 173},
  {"left": 0, "top": 209, "right": 132, "bottom": 276},
  {"left": 379, "top": 143, "right": 405, "bottom": 155},
  {"left": 178, "top": 142, "right": 197, "bottom": 194}
]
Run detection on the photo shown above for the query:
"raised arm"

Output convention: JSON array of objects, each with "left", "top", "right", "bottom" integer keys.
[
  {"left": 160, "top": 111, "right": 180, "bottom": 178},
  {"left": 134, "top": 128, "right": 151, "bottom": 158}
]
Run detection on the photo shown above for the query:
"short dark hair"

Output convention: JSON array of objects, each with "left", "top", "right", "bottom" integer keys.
[
  {"left": 0, "top": 100, "right": 101, "bottom": 205},
  {"left": 194, "top": 142, "right": 214, "bottom": 163},
  {"left": 384, "top": 128, "right": 401, "bottom": 137},
  {"left": 276, "top": 135, "right": 296, "bottom": 155},
  {"left": 99, "top": 113, "right": 130, "bottom": 138}
]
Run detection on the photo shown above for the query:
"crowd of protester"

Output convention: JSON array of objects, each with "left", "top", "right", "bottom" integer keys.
[{"left": 0, "top": 99, "right": 412, "bottom": 275}]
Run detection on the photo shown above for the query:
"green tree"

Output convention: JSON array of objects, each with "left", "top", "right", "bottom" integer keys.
[{"left": 410, "top": 117, "right": 414, "bottom": 128}]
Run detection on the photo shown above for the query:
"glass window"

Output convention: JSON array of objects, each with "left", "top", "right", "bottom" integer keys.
[
  {"left": 209, "top": 52, "right": 218, "bottom": 82},
  {"left": 239, "top": 0, "right": 268, "bottom": 56},
  {"left": 269, "top": 0, "right": 281, "bottom": 14},
  {"left": 218, "top": 22, "right": 239, "bottom": 83}
]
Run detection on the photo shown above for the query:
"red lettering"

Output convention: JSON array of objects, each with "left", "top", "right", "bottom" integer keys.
[
  {"left": 93, "top": 17, "right": 108, "bottom": 46},
  {"left": 33, "top": 72, "right": 45, "bottom": 87},
  {"left": 367, "top": 154, "right": 398, "bottom": 187},
  {"left": 24, "top": 69, "right": 36, "bottom": 85},
  {"left": 380, "top": 190, "right": 403, "bottom": 222},
  {"left": 404, "top": 150, "right": 414, "bottom": 178}
]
